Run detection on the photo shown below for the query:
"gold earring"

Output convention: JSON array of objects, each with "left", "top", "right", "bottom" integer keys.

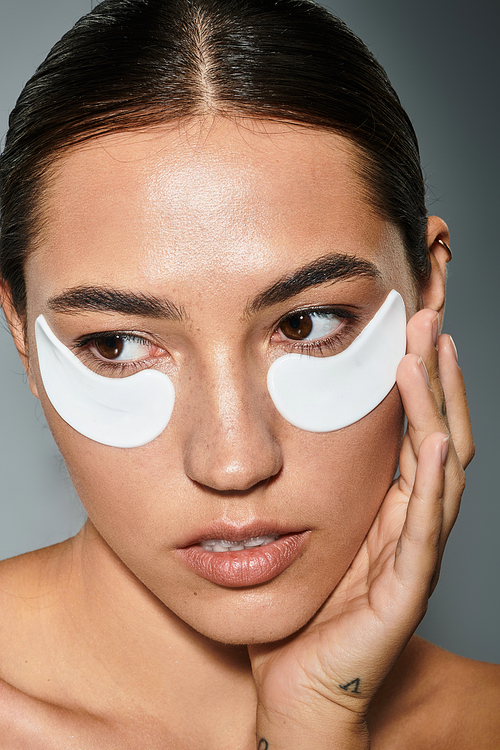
[{"left": 437, "top": 238, "right": 452, "bottom": 260}]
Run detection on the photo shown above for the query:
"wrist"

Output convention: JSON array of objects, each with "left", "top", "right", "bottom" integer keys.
[{"left": 256, "top": 701, "right": 370, "bottom": 750}]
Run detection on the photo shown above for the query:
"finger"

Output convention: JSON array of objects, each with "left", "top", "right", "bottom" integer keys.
[
  {"left": 397, "top": 352, "right": 464, "bottom": 539},
  {"left": 432, "top": 335, "right": 470, "bottom": 546},
  {"left": 397, "top": 353, "right": 447, "bottom": 453},
  {"left": 438, "top": 334, "right": 475, "bottom": 469},
  {"left": 406, "top": 308, "right": 443, "bottom": 414},
  {"left": 395, "top": 432, "right": 448, "bottom": 599},
  {"left": 397, "top": 323, "right": 471, "bottom": 577},
  {"left": 396, "top": 352, "right": 444, "bottom": 494}
]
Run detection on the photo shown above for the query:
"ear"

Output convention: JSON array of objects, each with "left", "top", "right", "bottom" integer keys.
[
  {"left": 0, "top": 281, "right": 40, "bottom": 399},
  {"left": 420, "top": 215, "right": 451, "bottom": 329}
]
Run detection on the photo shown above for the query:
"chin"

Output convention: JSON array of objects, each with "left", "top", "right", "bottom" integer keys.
[
  {"left": 168, "top": 579, "right": 331, "bottom": 646},
  {"left": 193, "top": 611, "right": 314, "bottom": 646}
]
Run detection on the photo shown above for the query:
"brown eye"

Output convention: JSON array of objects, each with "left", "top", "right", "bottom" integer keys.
[
  {"left": 278, "top": 310, "right": 342, "bottom": 343},
  {"left": 95, "top": 335, "right": 124, "bottom": 360},
  {"left": 91, "top": 333, "right": 153, "bottom": 362},
  {"left": 280, "top": 312, "right": 313, "bottom": 340}
]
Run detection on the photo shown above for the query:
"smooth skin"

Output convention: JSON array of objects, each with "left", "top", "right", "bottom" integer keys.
[{"left": 0, "top": 118, "right": 496, "bottom": 749}]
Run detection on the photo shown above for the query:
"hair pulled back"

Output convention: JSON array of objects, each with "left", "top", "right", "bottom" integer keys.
[{"left": 0, "top": 0, "right": 428, "bottom": 318}]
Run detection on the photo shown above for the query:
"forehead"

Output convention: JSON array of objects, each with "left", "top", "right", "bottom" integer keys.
[{"left": 30, "top": 118, "right": 413, "bottom": 301}]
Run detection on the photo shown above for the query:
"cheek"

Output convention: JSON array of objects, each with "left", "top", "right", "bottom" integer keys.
[
  {"left": 282, "top": 385, "right": 403, "bottom": 563},
  {"left": 40, "top": 395, "right": 187, "bottom": 553},
  {"left": 284, "top": 383, "right": 403, "bottom": 495}
]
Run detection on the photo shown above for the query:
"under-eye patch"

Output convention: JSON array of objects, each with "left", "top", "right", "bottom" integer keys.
[
  {"left": 35, "top": 316, "right": 175, "bottom": 448},
  {"left": 34, "top": 289, "right": 406, "bottom": 448},
  {"left": 267, "top": 289, "right": 406, "bottom": 432}
]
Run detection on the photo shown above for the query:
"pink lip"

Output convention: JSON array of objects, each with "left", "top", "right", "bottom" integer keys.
[{"left": 175, "top": 530, "right": 310, "bottom": 588}]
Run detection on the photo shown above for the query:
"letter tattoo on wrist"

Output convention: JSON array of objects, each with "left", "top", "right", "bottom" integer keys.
[{"left": 339, "top": 677, "right": 361, "bottom": 694}]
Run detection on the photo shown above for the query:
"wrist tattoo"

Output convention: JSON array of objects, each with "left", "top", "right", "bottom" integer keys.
[
  {"left": 339, "top": 677, "right": 361, "bottom": 694},
  {"left": 258, "top": 740, "right": 269, "bottom": 749}
]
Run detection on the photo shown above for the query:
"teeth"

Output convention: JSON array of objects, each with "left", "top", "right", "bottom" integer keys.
[{"left": 200, "top": 535, "right": 280, "bottom": 552}]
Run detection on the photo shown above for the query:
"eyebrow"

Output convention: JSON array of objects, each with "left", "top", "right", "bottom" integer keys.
[
  {"left": 245, "top": 253, "right": 380, "bottom": 315},
  {"left": 47, "top": 286, "right": 185, "bottom": 321},
  {"left": 46, "top": 253, "right": 379, "bottom": 321}
]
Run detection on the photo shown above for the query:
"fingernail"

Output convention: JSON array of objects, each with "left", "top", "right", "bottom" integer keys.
[
  {"left": 418, "top": 357, "right": 430, "bottom": 388},
  {"left": 432, "top": 315, "right": 439, "bottom": 348},
  {"left": 449, "top": 335, "right": 458, "bottom": 363},
  {"left": 441, "top": 436, "right": 449, "bottom": 466}
]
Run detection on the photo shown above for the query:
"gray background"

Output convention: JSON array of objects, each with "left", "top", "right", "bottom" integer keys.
[{"left": 0, "top": 0, "right": 498, "bottom": 663}]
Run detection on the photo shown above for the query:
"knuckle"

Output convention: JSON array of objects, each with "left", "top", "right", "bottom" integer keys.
[
  {"left": 467, "top": 438, "right": 476, "bottom": 465},
  {"left": 454, "top": 465, "right": 466, "bottom": 495}
]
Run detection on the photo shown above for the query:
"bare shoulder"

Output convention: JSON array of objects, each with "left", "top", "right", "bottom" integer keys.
[
  {"left": 0, "top": 543, "right": 77, "bottom": 747},
  {"left": 368, "top": 635, "right": 500, "bottom": 749},
  {"left": 0, "top": 541, "right": 73, "bottom": 622},
  {"left": 0, "top": 543, "right": 182, "bottom": 749}
]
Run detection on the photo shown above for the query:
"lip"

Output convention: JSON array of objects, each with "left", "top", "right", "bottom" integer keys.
[
  {"left": 177, "top": 520, "right": 306, "bottom": 548},
  {"left": 175, "top": 526, "right": 310, "bottom": 588}
]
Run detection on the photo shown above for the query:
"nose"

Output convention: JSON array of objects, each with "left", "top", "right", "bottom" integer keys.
[{"left": 182, "top": 352, "right": 283, "bottom": 492}]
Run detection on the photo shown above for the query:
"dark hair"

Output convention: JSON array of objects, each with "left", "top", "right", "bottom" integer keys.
[{"left": 0, "top": 0, "right": 428, "bottom": 318}]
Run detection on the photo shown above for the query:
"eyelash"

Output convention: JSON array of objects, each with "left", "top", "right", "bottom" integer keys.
[
  {"left": 73, "top": 306, "right": 360, "bottom": 375},
  {"left": 73, "top": 332, "right": 162, "bottom": 376},
  {"left": 274, "top": 306, "right": 359, "bottom": 355}
]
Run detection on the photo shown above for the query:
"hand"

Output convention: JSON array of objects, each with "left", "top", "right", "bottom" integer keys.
[{"left": 249, "top": 308, "right": 474, "bottom": 749}]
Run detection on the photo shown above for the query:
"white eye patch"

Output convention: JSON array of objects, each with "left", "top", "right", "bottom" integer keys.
[
  {"left": 34, "top": 290, "right": 405, "bottom": 446},
  {"left": 34, "top": 316, "right": 175, "bottom": 448},
  {"left": 267, "top": 290, "right": 406, "bottom": 432}
]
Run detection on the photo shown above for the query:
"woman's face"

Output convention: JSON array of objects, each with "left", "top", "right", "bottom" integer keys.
[{"left": 22, "top": 118, "right": 418, "bottom": 644}]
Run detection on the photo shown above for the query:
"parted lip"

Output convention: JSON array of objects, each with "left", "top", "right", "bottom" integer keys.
[
  {"left": 175, "top": 529, "right": 312, "bottom": 588},
  {"left": 177, "top": 521, "right": 309, "bottom": 549}
]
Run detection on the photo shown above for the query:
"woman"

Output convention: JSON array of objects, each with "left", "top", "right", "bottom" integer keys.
[{"left": 0, "top": 0, "right": 497, "bottom": 747}]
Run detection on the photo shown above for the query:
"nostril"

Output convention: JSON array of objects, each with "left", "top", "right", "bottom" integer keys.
[{"left": 183, "top": 426, "right": 282, "bottom": 493}]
